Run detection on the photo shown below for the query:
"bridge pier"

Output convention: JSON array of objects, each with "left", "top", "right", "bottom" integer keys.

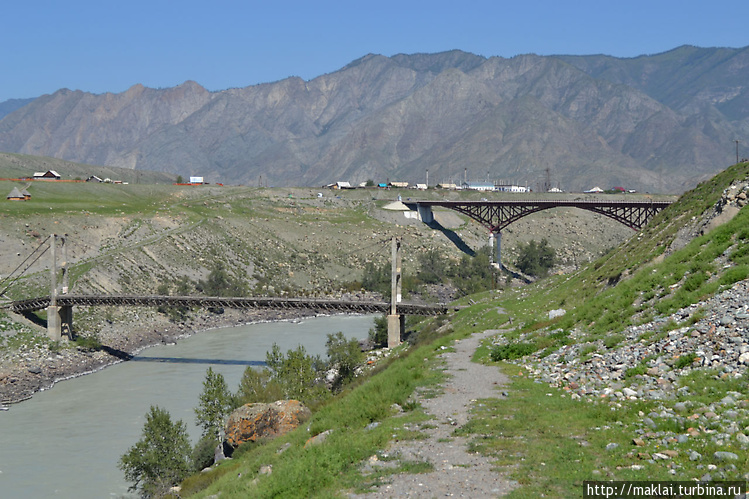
[
  {"left": 387, "top": 314, "right": 405, "bottom": 348},
  {"left": 416, "top": 205, "right": 434, "bottom": 224},
  {"left": 46, "top": 234, "right": 72, "bottom": 341},
  {"left": 488, "top": 231, "right": 501, "bottom": 267},
  {"left": 46, "top": 305, "right": 73, "bottom": 341}
]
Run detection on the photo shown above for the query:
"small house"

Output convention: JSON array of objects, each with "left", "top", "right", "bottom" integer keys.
[
  {"left": 32, "top": 170, "right": 61, "bottom": 180},
  {"left": 7, "top": 187, "right": 26, "bottom": 201},
  {"left": 388, "top": 181, "right": 409, "bottom": 188},
  {"left": 86, "top": 175, "right": 103, "bottom": 183},
  {"left": 20, "top": 188, "right": 31, "bottom": 199}
]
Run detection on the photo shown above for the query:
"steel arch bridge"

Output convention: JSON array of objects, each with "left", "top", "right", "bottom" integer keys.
[{"left": 413, "top": 199, "right": 673, "bottom": 232}]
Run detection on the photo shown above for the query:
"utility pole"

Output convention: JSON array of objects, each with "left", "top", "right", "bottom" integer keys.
[{"left": 735, "top": 140, "right": 740, "bottom": 164}]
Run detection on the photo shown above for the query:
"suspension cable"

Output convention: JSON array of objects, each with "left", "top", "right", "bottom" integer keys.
[{"left": 0, "top": 235, "right": 51, "bottom": 297}]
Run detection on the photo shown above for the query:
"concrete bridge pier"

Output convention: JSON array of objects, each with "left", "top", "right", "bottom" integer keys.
[
  {"left": 46, "top": 305, "right": 73, "bottom": 341},
  {"left": 387, "top": 314, "right": 405, "bottom": 349},
  {"left": 489, "top": 231, "right": 501, "bottom": 267},
  {"left": 416, "top": 205, "right": 434, "bottom": 224},
  {"left": 46, "top": 234, "right": 72, "bottom": 341}
]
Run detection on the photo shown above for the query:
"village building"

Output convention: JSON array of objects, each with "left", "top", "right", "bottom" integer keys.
[
  {"left": 437, "top": 182, "right": 459, "bottom": 190},
  {"left": 495, "top": 181, "right": 529, "bottom": 193},
  {"left": 388, "top": 181, "right": 409, "bottom": 188},
  {"left": 325, "top": 181, "right": 353, "bottom": 189},
  {"left": 32, "top": 170, "right": 61, "bottom": 180},
  {"left": 20, "top": 188, "right": 31, "bottom": 199},
  {"left": 6, "top": 187, "right": 26, "bottom": 201},
  {"left": 462, "top": 181, "right": 495, "bottom": 191},
  {"left": 86, "top": 175, "right": 103, "bottom": 182}
]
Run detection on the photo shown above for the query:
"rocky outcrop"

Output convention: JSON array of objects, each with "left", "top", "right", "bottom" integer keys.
[{"left": 224, "top": 400, "right": 311, "bottom": 448}]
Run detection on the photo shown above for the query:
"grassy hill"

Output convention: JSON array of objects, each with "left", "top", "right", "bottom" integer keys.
[
  {"left": 176, "top": 162, "right": 749, "bottom": 497},
  {"left": 0, "top": 151, "right": 177, "bottom": 184}
]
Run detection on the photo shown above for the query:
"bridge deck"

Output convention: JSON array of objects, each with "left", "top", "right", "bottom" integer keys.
[
  {"left": 413, "top": 199, "right": 673, "bottom": 231},
  {"left": 6, "top": 294, "right": 456, "bottom": 316}
]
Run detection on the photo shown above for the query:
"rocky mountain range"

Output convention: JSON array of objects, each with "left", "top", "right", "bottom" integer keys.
[{"left": 1, "top": 45, "right": 748, "bottom": 192}]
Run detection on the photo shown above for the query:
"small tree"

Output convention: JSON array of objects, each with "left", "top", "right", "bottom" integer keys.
[
  {"left": 326, "top": 331, "right": 364, "bottom": 392},
  {"left": 360, "top": 261, "right": 390, "bottom": 297},
  {"left": 368, "top": 315, "right": 388, "bottom": 347},
  {"left": 235, "top": 367, "right": 285, "bottom": 405},
  {"left": 119, "top": 406, "right": 192, "bottom": 498},
  {"left": 516, "top": 238, "right": 556, "bottom": 277},
  {"left": 417, "top": 249, "right": 444, "bottom": 285},
  {"left": 265, "top": 344, "right": 322, "bottom": 401},
  {"left": 194, "top": 367, "right": 234, "bottom": 443},
  {"left": 449, "top": 247, "right": 495, "bottom": 295},
  {"left": 198, "top": 263, "right": 247, "bottom": 297}
]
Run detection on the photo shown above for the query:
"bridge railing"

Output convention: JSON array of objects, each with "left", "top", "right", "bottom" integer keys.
[{"left": 6, "top": 294, "right": 458, "bottom": 316}]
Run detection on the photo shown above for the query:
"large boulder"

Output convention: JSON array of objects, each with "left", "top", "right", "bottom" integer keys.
[{"left": 224, "top": 400, "right": 311, "bottom": 448}]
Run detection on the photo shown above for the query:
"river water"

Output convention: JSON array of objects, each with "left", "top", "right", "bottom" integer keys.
[{"left": 0, "top": 314, "right": 375, "bottom": 499}]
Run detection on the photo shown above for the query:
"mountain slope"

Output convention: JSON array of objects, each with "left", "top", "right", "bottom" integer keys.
[{"left": 1, "top": 47, "right": 747, "bottom": 192}]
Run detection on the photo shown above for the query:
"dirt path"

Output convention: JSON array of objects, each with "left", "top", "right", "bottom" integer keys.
[{"left": 352, "top": 329, "right": 516, "bottom": 498}]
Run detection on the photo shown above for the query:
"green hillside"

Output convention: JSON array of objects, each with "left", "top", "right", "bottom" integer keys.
[{"left": 176, "top": 163, "right": 749, "bottom": 498}]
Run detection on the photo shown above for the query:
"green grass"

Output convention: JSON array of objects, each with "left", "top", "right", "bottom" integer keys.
[
  {"left": 454, "top": 361, "right": 749, "bottom": 498},
  {"left": 186, "top": 324, "right": 463, "bottom": 498}
]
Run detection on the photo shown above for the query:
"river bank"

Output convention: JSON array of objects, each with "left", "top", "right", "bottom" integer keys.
[{"left": 0, "top": 307, "right": 324, "bottom": 405}]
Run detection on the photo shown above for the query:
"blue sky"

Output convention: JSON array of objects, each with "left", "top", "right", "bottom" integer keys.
[{"left": 2, "top": 0, "right": 748, "bottom": 102}]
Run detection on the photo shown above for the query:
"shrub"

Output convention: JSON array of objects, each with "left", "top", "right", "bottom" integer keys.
[
  {"left": 368, "top": 315, "right": 388, "bottom": 347},
  {"left": 625, "top": 364, "right": 648, "bottom": 379},
  {"left": 720, "top": 265, "right": 749, "bottom": 286},
  {"left": 265, "top": 343, "right": 329, "bottom": 405},
  {"left": 417, "top": 249, "right": 444, "bottom": 284},
  {"left": 191, "top": 435, "right": 218, "bottom": 472},
  {"left": 449, "top": 247, "right": 496, "bottom": 294},
  {"left": 198, "top": 263, "right": 247, "bottom": 297},
  {"left": 235, "top": 367, "right": 284, "bottom": 405},
  {"left": 325, "top": 331, "right": 365, "bottom": 392},
  {"left": 674, "top": 352, "right": 698, "bottom": 369},
  {"left": 515, "top": 239, "right": 556, "bottom": 277},
  {"left": 603, "top": 334, "right": 625, "bottom": 349},
  {"left": 490, "top": 341, "right": 537, "bottom": 361}
]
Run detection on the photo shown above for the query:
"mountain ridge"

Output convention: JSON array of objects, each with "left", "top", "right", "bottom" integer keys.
[{"left": 1, "top": 46, "right": 747, "bottom": 192}]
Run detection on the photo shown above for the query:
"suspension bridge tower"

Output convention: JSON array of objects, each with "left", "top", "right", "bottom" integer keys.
[{"left": 47, "top": 235, "right": 72, "bottom": 341}]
